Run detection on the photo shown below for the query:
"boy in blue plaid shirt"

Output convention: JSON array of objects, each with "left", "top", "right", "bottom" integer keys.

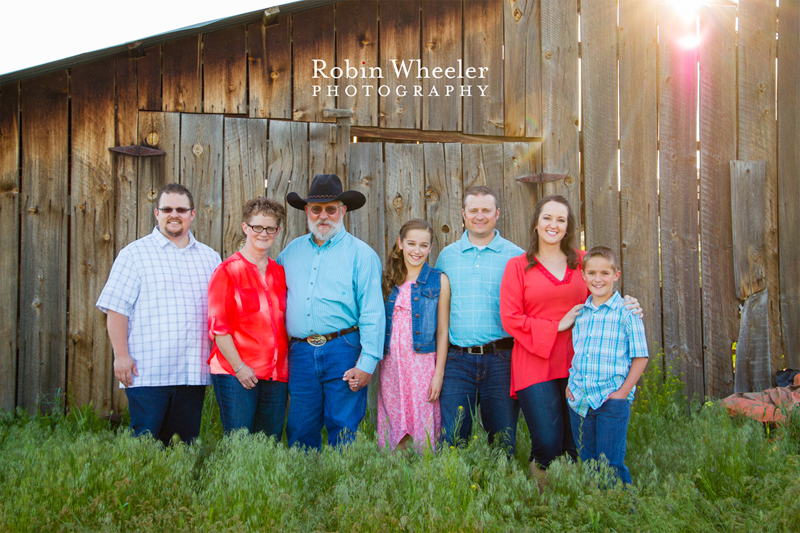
[{"left": 561, "top": 246, "right": 648, "bottom": 484}]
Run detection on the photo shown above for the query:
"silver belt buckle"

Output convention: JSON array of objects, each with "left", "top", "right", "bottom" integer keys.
[
  {"left": 467, "top": 345, "right": 484, "bottom": 355},
  {"left": 307, "top": 334, "right": 327, "bottom": 347}
]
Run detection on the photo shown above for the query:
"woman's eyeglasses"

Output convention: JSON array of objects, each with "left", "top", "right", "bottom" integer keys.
[
  {"left": 245, "top": 223, "right": 279, "bottom": 235},
  {"left": 157, "top": 207, "right": 192, "bottom": 214},
  {"left": 308, "top": 205, "right": 340, "bottom": 215}
]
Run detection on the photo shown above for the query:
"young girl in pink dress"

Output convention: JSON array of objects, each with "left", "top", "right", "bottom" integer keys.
[{"left": 378, "top": 219, "right": 451, "bottom": 452}]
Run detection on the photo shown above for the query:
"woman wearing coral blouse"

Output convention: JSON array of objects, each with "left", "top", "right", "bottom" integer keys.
[
  {"left": 499, "top": 195, "right": 639, "bottom": 481},
  {"left": 207, "top": 198, "right": 290, "bottom": 437}
]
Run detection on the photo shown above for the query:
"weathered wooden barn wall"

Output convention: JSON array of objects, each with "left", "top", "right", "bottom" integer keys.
[{"left": 0, "top": 0, "right": 798, "bottom": 414}]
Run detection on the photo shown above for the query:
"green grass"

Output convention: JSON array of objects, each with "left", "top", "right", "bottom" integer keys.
[{"left": 1, "top": 356, "right": 799, "bottom": 532}]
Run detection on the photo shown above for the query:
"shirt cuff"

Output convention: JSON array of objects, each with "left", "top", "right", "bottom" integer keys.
[{"left": 355, "top": 354, "right": 379, "bottom": 374}]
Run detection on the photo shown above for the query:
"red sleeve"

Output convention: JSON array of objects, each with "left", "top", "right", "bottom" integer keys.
[
  {"left": 207, "top": 264, "right": 236, "bottom": 340},
  {"left": 499, "top": 257, "right": 560, "bottom": 359}
]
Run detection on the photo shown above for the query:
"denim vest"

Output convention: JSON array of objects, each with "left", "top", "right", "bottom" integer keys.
[{"left": 384, "top": 262, "right": 442, "bottom": 355}]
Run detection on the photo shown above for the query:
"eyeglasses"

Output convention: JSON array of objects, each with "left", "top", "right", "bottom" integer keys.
[
  {"left": 245, "top": 223, "right": 279, "bottom": 235},
  {"left": 157, "top": 207, "right": 191, "bottom": 214},
  {"left": 308, "top": 205, "right": 340, "bottom": 215}
]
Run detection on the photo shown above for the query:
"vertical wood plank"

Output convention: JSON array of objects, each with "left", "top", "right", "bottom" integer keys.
[
  {"left": 203, "top": 25, "right": 247, "bottom": 114},
  {"left": 379, "top": 0, "right": 421, "bottom": 129},
  {"left": 19, "top": 71, "right": 69, "bottom": 412},
  {"left": 68, "top": 58, "right": 116, "bottom": 415},
  {"left": 581, "top": 0, "right": 619, "bottom": 252},
  {"left": 337, "top": 0, "right": 379, "bottom": 127},
  {"left": 137, "top": 45, "right": 161, "bottom": 111},
  {"left": 223, "top": 117, "right": 268, "bottom": 258},
  {"left": 504, "top": 0, "right": 542, "bottom": 137},
  {"left": 309, "top": 123, "right": 350, "bottom": 184},
  {"left": 162, "top": 35, "right": 202, "bottom": 113},
  {"left": 137, "top": 112, "right": 180, "bottom": 239},
  {"left": 248, "top": 15, "right": 292, "bottom": 119},
  {"left": 0, "top": 83, "right": 19, "bottom": 412},
  {"left": 619, "top": 0, "right": 661, "bottom": 359},
  {"left": 503, "top": 142, "right": 542, "bottom": 249},
  {"left": 540, "top": 0, "right": 580, "bottom": 210},
  {"left": 267, "top": 121, "right": 309, "bottom": 256},
  {"left": 778, "top": 0, "right": 800, "bottom": 369},
  {"left": 349, "top": 142, "right": 386, "bottom": 261},
  {"left": 462, "top": 143, "right": 505, "bottom": 236},
  {"left": 385, "top": 144, "right": 425, "bottom": 246},
  {"left": 114, "top": 53, "right": 139, "bottom": 253},
  {"left": 294, "top": 5, "right": 336, "bottom": 123},
  {"left": 738, "top": 0, "right": 782, "bottom": 371},
  {"left": 734, "top": 289, "right": 772, "bottom": 392},
  {"left": 658, "top": 5, "right": 703, "bottom": 399},
  {"left": 699, "top": 5, "right": 738, "bottom": 397},
  {"left": 731, "top": 160, "right": 767, "bottom": 299},
  {"left": 422, "top": 0, "right": 462, "bottom": 131},
  {"left": 180, "top": 114, "right": 224, "bottom": 254},
  {"left": 463, "top": 0, "right": 504, "bottom": 136},
  {"left": 424, "top": 143, "right": 462, "bottom": 263}
]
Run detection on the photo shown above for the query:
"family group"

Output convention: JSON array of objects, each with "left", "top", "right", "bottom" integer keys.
[{"left": 96, "top": 173, "right": 648, "bottom": 486}]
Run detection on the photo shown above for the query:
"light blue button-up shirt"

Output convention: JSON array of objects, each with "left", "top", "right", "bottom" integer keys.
[
  {"left": 277, "top": 229, "right": 385, "bottom": 374},
  {"left": 435, "top": 230, "right": 524, "bottom": 346},
  {"left": 568, "top": 292, "right": 649, "bottom": 417}
]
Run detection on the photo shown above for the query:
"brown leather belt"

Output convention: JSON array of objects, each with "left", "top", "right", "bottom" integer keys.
[
  {"left": 292, "top": 326, "right": 359, "bottom": 347},
  {"left": 452, "top": 337, "right": 514, "bottom": 355}
]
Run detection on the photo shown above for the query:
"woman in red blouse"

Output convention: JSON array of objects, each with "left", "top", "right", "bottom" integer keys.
[{"left": 207, "top": 197, "right": 289, "bottom": 437}]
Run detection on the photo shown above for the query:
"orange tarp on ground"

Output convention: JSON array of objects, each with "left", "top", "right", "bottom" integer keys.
[{"left": 721, "top": 385, "right": 800, "bottom": 424}]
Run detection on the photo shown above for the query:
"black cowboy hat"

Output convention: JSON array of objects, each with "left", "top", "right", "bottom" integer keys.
[{"left": 287, "top": 174, "right": 366, "bottom": 211}]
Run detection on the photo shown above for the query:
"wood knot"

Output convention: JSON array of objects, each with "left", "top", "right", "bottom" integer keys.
[
  {"left": 392, "top": 195, "right": 403, "bottom": 208},
  {"left": 72, "top": 334, "right": 80, "bottom": 343},
  {"left": 78, "top": 203, "right": 86, "bottom": 211},
  {"left": 145, "top": 132, "right": 159, "bottom": 146},
  {"left": 28, "top": 206, "right": 38, "bottom": 214},
  {"left": 513, "top": 8, "right": 523, "bottom": 21},
  {"left": 228, "top": 84, "right": 235, "bottom": 92},
  {"left": 441, "top": 224, "right": 451, "bottom": 234},
  {"left": 293, "top": 111, "right": 304, "bottom": 120},
  {"left": 192, "top": 143, "right": 204, "bottom": 157},
  {"left": 176, "top": 103, "right": 184, "bottom": 112},
  {"left": 32, "top": 298, "right": 41, "bottom": 309},
  {"left": 361, "top": 39, "right": 370, "bottom": 46},
  {"left": 270, "top": 71, "right": 279, "bottom": 80},
  {"left": 103, "top": 233, "right": 111, "bottom": 241},
  {"left": 425, "top": 189, "right": 439, "bottom": 202},
  {"left": 544, "top": 51, "right": 552, "bottom": 60},
  {"left": 757, "top": 83, "right": 766, "bottom": 93},
  {"left": 564, "top": 175, "right": 576, "bottom": 186},
  {"left": 147, "top": 189, "right": 158, "bottom": 201},
  {"left": 425, "top": 41, "right": 435, "bottom": 50}
]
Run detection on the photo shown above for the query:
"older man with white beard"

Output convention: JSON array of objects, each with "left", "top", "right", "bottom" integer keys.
[{"left": 277, "top": 174, "right": 385, "bottom": 449}]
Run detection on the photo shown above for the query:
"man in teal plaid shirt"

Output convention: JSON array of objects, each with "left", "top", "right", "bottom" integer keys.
[{"left": 563, "top": 246, "right": 648, "bottom": 485}]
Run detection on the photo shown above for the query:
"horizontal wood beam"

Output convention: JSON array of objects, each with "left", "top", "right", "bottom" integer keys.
[{"left": 350, "top": 126, "right": 542, "bottom": 144}]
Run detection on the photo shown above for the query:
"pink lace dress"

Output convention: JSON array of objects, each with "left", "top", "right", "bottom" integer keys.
[{"left": 377, "top": 281, "right": 441, "bottom": 452}]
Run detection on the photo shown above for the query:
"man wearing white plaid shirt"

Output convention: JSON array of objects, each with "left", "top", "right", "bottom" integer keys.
[{"left": 97, "top": 183, "right": 221, "bottom": 445}]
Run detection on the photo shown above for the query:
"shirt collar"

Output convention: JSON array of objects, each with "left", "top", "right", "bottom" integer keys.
[
  {"left": 306, "top": 226, "right": 348, "bottom": 250},
  {"left": 585, "top": 291, "right": 623, "bottom": 311},
  {"left": 151, "top": 226, "right": 197, "bottom": 249},
  {"left": 458, "top": 229, "right": 503, "bottom": 253}
]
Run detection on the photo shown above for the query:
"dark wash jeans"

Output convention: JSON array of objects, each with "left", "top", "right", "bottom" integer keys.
[
  {"left": 286, "top": 331, "right": 367, "bottom": 450},
  {"left": 517, "top": 377, "right": 577, "bottom": 468},
  {"left": 570, "top": 399, "right": 633, "bottom": 484},
  {"left": 211, "top": 373, "right": 287, "bottom": 438},
  {"left": 439, "top": 347, "right": 520, "bottom": 454},
  {"left": 125, "top": 385, "right": 207, "bottom": 445}
]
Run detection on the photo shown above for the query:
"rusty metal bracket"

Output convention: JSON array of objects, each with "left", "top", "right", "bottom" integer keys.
[
  {"left": 109, "top": 145, "right": 167, "bottom": 157},
  {"left": 516, "top": 173, "right": 570, "bottom": 184}
]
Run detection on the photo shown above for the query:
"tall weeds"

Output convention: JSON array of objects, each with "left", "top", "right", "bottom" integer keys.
[{"left": 0, "top": 353, "right": 797, "bottom": 532}]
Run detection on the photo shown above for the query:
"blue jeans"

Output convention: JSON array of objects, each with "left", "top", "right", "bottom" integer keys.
[
  {"left": 517, "top": 377, "right": 576, "bottom": 468},
  {"left": 286, "top": 331, "right": 367, "bottom": 449},
  {"left": 125, "top": 385, "right": 207, "bottom": 445},
  {"left": 211, "top": 373, "right": 288, "bottom": 438},
  {"left": 439, "top": 347, "right": 520, "bottom": 454},
  {"left": 570, "top": 399, "right": 632, "bottom": 484}
]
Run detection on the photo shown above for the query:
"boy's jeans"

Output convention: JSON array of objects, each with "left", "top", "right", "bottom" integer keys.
[{"left": 569, "top": 399, "right": 632, "bottom": 484}]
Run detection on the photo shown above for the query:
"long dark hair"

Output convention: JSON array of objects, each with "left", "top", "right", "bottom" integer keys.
[
  {"left": 525, "top": 195, "right": 579, "bottom": 271},
  {"left": 382, "top": 219, "right": 433, "bottom": 299}
]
